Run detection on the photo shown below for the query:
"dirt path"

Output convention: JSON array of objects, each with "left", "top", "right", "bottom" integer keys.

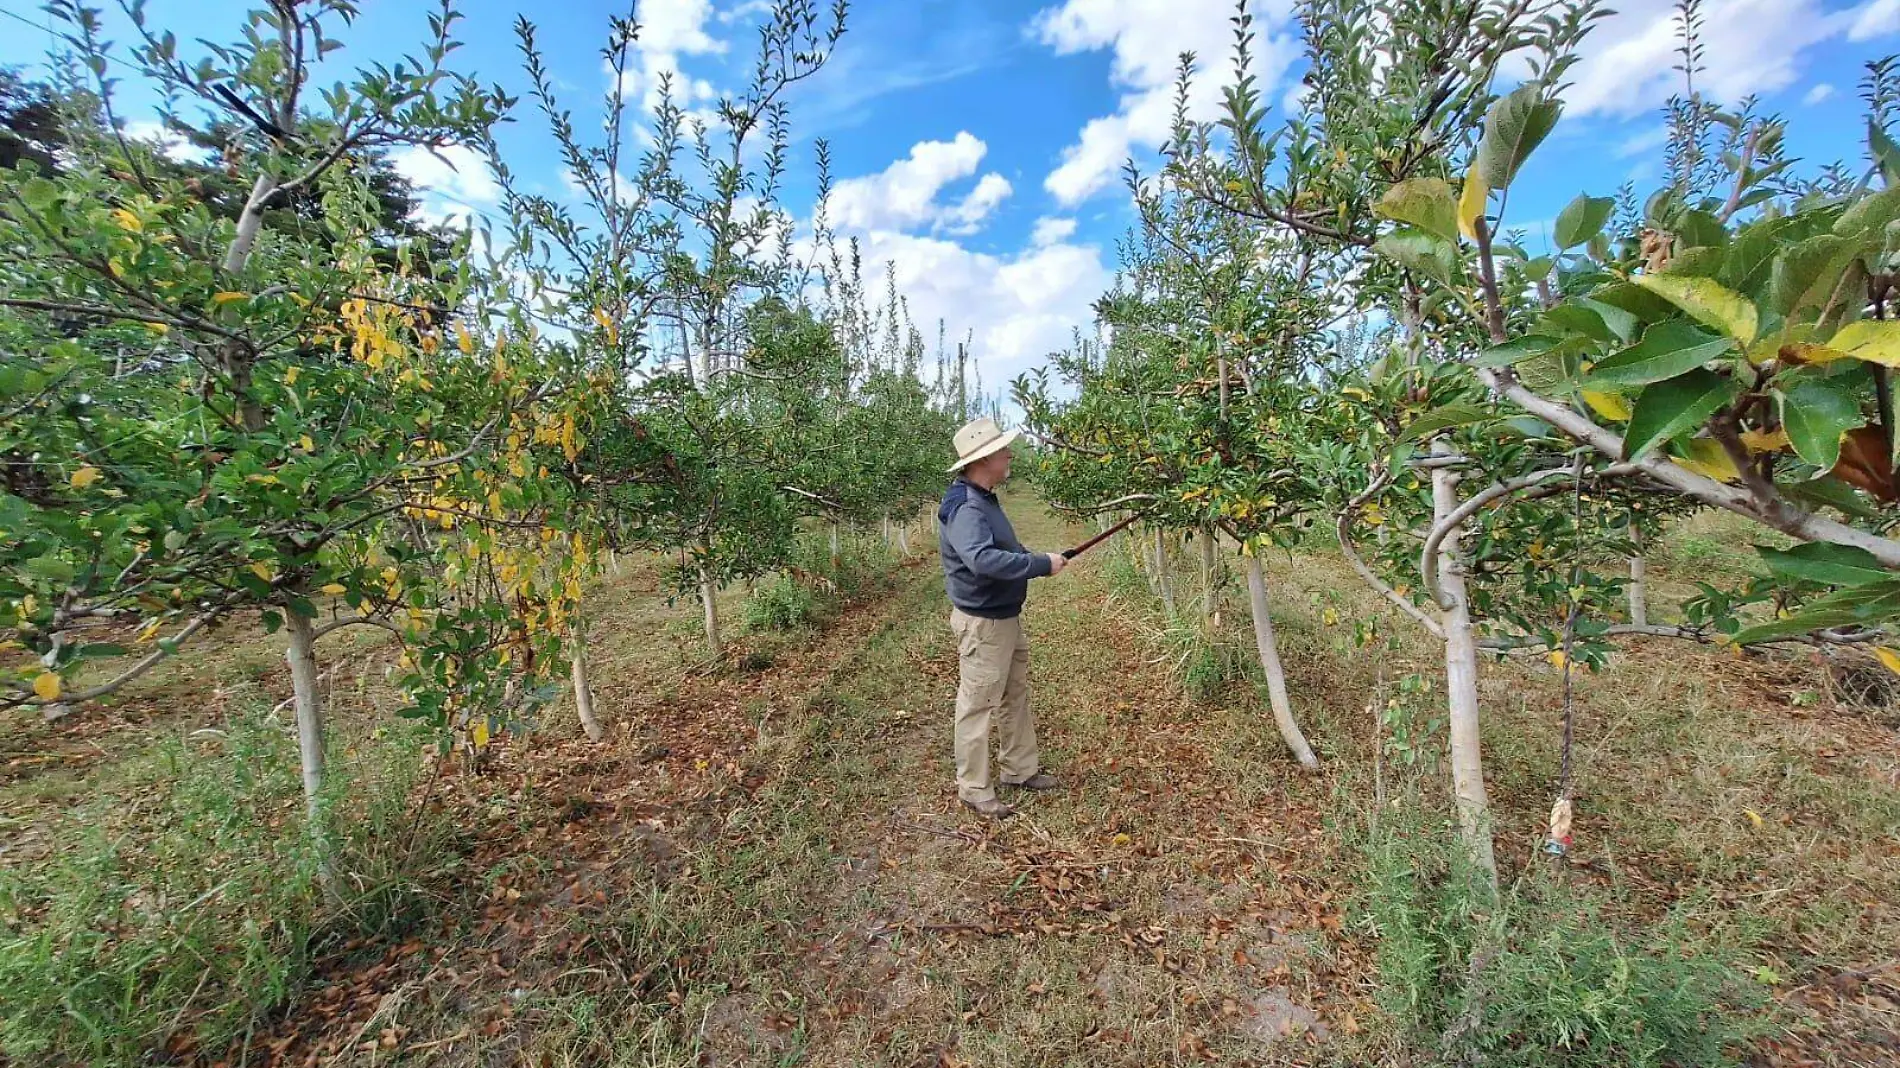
[{"left": 709, "top": 501, "right": 1374, "bottom": 1067}]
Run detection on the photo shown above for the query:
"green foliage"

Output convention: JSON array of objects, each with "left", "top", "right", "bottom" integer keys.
[
  {"left": 1356, "top": 801, "right": 1764, "bottom": 1067},
  {"left": 0, "top": 714, "right": 450, "bottom": 1067},
  {"left": 742, "top": 573, "right": 817, "bottom": 632}
]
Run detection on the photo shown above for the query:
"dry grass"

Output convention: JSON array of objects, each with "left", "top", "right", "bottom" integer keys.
[{"left": 3, "top": 501, "right": 1896, "bottom": 1066}]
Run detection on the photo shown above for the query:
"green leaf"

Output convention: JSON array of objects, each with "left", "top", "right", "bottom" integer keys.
[
  {"left": 1871, "top": 119, "right": 1900, "bottom": 187},
  {"left": 1777, "top": 376, "right": 1864, "bottom": 470},
  {"left": 1835, "top": 186, "right": 1900, "bottom": 238},
  {"left": 1373, "top": 228, "right": 1460, "bottom": 285},
  {"left": 1770, "top": 234, "right": 1859, "bottom": 317},
  {"left": 1576, "top": 297, "right": 1639, "bottom": 342},
  {"left": 1476, "top": 84, "right": 1561, "bottom": 192},
  {"left": 1473, "top": 334, "right": 1561, "bottom": 368},
  {"left": 76, "top": 642, "right": 131, "bottom": 660},
  {"left": 1757, "top": 542, "right": 1890, "bottom": 587},
  {"left": 1585, "top": 320, "right": 1734, "bottom": 388},
  {"left": 1622, "top": 368, "right": 1740, "bottom": 459},
  {"left": 1589, "top": 281, "right": 1679, "bottom": 322},
  {"left": 1539, "top": 303, "right": 1615, "bottom": 344},
  {"left": 1721, "top": 216, "right": 1797, "bottom": 297},
  {"left": 1397, "top": 404, "right": 1492, "bottom": 445},
  {"left": 1665, "top": 245, "right": 1727, "bottom": 279},
  {"left": 1376, "top": 178, "right": 1460, "bottom": 243},
  {"left": 1730, "top": 579, "right": 1900, "bottom": 644},
  {"left": 1632, "top": 273, "right": 1759, "bottom": 345},
  {"left": 1674, "top": 209, "right": 1727, "bottom": 250},
  {"left": 261, "top": 609, "right": 284, "bottom": 635},
  {"left": 1553, "top": 194, "right": 1614, "bottom": 249},
  {"left": 21, "top": 177, "right": 57, "bottom": 210},
  {"left": 1782, "top": 474, "right": 1882, "bottom": 519}
]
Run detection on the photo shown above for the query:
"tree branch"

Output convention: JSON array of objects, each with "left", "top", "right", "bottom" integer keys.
[
  {"left": 6, "top": 612, "right": 217, "bottom": 708},
  {"left": 1336, "top": 469, "right": 1446, "bottom": 640}
]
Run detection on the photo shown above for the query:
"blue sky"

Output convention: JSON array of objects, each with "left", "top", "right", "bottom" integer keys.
[{"left": 4, "top": 0, "right": 1899, "bottom": 399}]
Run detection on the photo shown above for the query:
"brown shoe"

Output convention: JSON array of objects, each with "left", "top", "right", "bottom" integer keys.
[
  {"left": 1003, "top": 773, "right": 1059, "bottom": 792},
  {"left": 961, "top": 796, "right": 1015, "bottom": 819}
]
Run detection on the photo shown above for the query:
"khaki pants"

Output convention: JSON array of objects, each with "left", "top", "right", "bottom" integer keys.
[{"left": 950, "top": 608, "right": 1039, "bottom": 803}]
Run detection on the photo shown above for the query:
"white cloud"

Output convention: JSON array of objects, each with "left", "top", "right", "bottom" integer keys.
[
  {"left": 1032, "top": 0, "right": 1301, "bottom": 206},
  {"left": 1554, "top": 0, "right": 1859, "bottom": 119},
  {"left": 390, "top": 144, "right": 498, "bottom": 225},
  {"left": 1031, "top": 216, "right": 1078, "bottom": 245},
  {"left": 1281, "top": 81, "right": 1313, "bottom": 116},
  {"left": 1804, "top": 82, "right": 1837, "bottom": 105},
  {"left": 718, "top": 0, "right": 774, "bottom": 23},
  {"left": 1851, "top": 0, "right": 1900, "bottom": 40},
  {"left": 942, "top": 173, "right": 1014, "bottom": 235},
  {"left": 122, "top": 119, "right": 206, "bottom": 162},
  {"left": 828, "top": 132, "right": 1012, "bottom": 234},
  {"left": 1614, "top": 126, "right": 1669, "bottom": 159},
  {"left": 607, "top": 0, "right": 728, "bottom": 117},
  {"left": 849, "top": 229, "right": 1114, "bottom": 391}
]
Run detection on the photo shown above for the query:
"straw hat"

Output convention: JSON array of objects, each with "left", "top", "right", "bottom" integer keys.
[{"left": 947, "top": 416, "right": 1021, "bottom": 473}]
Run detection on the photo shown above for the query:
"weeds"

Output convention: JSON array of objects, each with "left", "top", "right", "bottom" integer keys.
[
  {"left": 0, "top": 712, "right": 452, "bottom": 1067},
  {"left": 1351, "top": 787, "right": 1766, "bottom": 1068},
  {"left": 742, "top": 573, "right": 818, "bottom": 631}
]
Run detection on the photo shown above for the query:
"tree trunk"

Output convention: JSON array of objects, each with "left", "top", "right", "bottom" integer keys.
[
  {"left": 1628, "top": 528, "right": 1648, "bottom": 627},
  {"left": 284, "top": 612, "right": 328, "bottom": 843},
  {"left": 699, "top": 561, "right": 722, "bottom": 658},
  {"left": 1243, "top": 553, "right": 1320, "bottom": 769},
  {"left": 1432, "top": 442, "right": 1498, "bottom": 885},
  {"left": 1152, "top": 527, "right": 1176, "bottom": 615},
  {"left": 1199, "top": 525, "right": 1219, "bottom": 632},
  {"left": 571, "top": 613, "right": 603, "bottom": 742},
  {"left": 829, "top": 519, "right": 842, "bottom": 573}
]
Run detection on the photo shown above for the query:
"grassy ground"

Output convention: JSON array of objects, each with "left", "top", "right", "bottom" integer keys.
[{"left": 2, "top": 500, "right": 1896, "bottom": 1066}]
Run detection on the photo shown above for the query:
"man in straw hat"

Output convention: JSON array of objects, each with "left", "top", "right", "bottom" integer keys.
[{"left": 938, "top": 416, "right": 1067, "bottom": 819}]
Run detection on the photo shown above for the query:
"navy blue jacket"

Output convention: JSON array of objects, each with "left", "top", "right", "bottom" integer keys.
[{"left": 938, "top": 477, "right": 1051, "bottom": 619}]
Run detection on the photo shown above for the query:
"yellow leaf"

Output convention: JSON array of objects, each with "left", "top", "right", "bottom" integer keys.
[
  {"left": 456, "top": 323, "right": 474, "bottom": 354},
  {"left": 1631, "top": 273, "right": 1757, "bottom": 346},
  {"left": 284, "top": 365, "right": 301, "bottom": 385},
  {"left": 33, "top": 672, "right": 61, "bottom": 700},
  {"left": 1457, "top": 168, "right": 1488, "bottom": 241},
  {"left": 1876, "top": 647, "right": 1900, "bottom": 677},
  {"left": 1739, "top": 427, "right": 1791, "bottom": 453},
  {"left": 1673, "top": 437, "right": 1741, "bottom": 483},
  {"left": 111, "top": 207, "right": 143, "bottom": 232},
  {"left": 1743, "top": 808, "right": 1764, "bottom": 829},
  {"left": 211, "top": 291, "right": 248, "bottom": 305},
  {"left": 136, "top": 617, "right": 163, "bottom": 643},
  {"left": 320, "top": 582, "right": 347, "bottom": 595},
  {"left": 1827, "top": 319, "right": 1900, "bottom": 367},
  {"left": 471, "top": 718, "right": 490, "bottom": 749},
  {"left": 1111, "top": 832, "right": 1132, "bottom": 846},
  {"left": 1546, "top": 651, "right": 1568, "bottom": 671},
  {"left": 1580, "top": 389, "right": 1631, "bottom": 422},
  {"left": 70, "top": 465, "right": 102, "bottom": 489},
  {"left": 299, "top": 434, "right": 314, "bottom": 452},
  {"left": 143, "top": 321, "right": 169, "bottom": 336},
  {"left": 250, "top": 561, "right": 274, "bottom": 582}
]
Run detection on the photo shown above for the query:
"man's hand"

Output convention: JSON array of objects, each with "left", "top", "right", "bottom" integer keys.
[{"left": 1046, "top": 553, "right": 1068, "bottom": 576}]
